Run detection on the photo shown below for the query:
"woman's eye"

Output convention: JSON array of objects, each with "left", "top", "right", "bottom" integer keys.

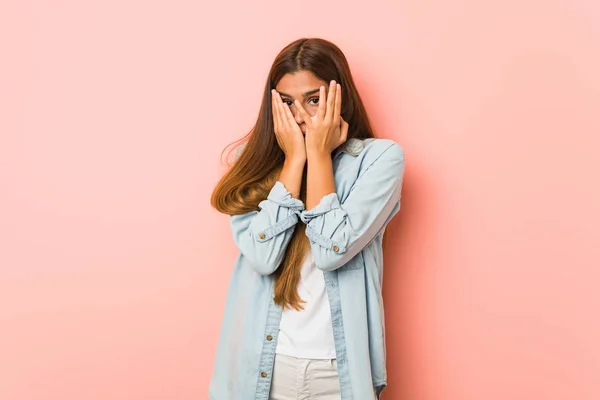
[
  {"left": 283, "top": 100, "right": 293, "bottom": 106},
  {"left": 309, "top": 97, "right": 319, "bottom": 105}
]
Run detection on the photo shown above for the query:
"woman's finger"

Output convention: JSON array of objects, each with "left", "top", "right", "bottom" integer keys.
[
  {"left": 316, "top": 85, "right": 327, "bottom": 120},
  {"left": 334, "top": 83, "right": 342, "bottom": 120},
  {"left": 274, "top": 91, "right": 290, "bottom": 138},
  {"left": 293, "top": 99, "right": 312, "bottom": 128},
  {"left": 275, "top": 92, "right": 292, "bottom": 131},
  {"left": 271, "top": 90, "right": 281, "bottom": 134},
  {"left": 333, "top": 83, "right": 341, "bottom": 127},
  {"left": 272, "top": 91, "right": 287, "bottom": 150},
  {"left": 280, "top": 96, "right": 297, "bottom": 127},
  {"left": 325, "top": 80, "right": 337, "bottom": 122}
]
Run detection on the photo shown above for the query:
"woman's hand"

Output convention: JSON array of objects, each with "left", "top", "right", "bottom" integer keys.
[
  {"left": 271, "top": 89, "right": 307, "bottom": 163},
  {"left": 294, "top": 80, "right": 348, "bottom": 156}
]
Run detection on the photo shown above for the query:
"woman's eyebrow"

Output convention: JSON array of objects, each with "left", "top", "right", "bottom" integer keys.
[{"left": 278, "top": 88, "right": 321, "bottom": 98}]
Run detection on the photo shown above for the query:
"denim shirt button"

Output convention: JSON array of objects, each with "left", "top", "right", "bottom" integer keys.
[
  {"left": 332, "top": 245, "right": 340, "bottom": 252},
  {"left": 259, "top": 233, "right": 266, "bottom": 239},
  {"left": 266, "top": 334, "right": 273, "bottom": 341},
  {"left": 260, "top": 371, "right": 268, "bottom": 377}
]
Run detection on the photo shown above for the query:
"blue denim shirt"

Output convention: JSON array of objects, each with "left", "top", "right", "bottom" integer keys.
[{"left": 209, "top": 138, "right": 405, "bottom": 400}]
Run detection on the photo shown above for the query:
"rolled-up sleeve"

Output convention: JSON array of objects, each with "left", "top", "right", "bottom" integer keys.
[
  {"left": 300, "top": 143, "right": 405, "bottom": 271},
  {"left": 230, "top": 181, "right": 305, "bottom": 275}
]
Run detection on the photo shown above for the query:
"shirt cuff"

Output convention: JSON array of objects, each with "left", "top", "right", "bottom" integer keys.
[
  {"left": 299, "top": 192, "right": 340, "bottom": 223},
  {"left": 266, "top": 181, "right": 305, "bottom": 211},
  {"left": 299, "top": 192, "right": 348, "bottom": 254}
]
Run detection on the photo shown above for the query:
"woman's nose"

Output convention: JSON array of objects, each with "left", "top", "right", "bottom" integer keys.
[{"left": 293, "top": 107, "right": 303, "bottom": 124}]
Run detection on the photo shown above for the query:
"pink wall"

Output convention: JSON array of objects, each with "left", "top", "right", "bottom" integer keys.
[{"left": 1, "top": 1, "right": 599, "bottom": 399}]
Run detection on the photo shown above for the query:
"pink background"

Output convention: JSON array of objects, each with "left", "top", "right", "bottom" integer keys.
[{"left": 1, "top": 1, "right": 599, "bottom": 399}]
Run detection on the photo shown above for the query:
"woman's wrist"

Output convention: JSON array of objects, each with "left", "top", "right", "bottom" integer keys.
[
  {"left": 306, "top": 147, "right": 331, "bottom": 161},
  {"left": 279, "top": 156, "right": 306, "bottom": 199},
  {"left": 284, "top": 153, "right": 307, "bottom": 166},
  {"left": 305, "top": 151, "right": 335, "bottom": 209}
]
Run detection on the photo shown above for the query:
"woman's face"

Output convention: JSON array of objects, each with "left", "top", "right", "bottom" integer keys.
[{"left": 274, "top": 70, "right": 329, "bottom": 135}]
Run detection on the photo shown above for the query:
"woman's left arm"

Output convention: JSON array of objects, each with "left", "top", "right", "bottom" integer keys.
[
  {"left": 301, "top": 142, "right": 405, "bottom": 271},
  {"left": 295, "top": 81, "right": 405, "bottom": 271}
]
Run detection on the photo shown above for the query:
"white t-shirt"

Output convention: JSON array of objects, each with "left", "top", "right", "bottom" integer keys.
[{"left": 275, "top": 252, "right": 337, "bottom": 359}]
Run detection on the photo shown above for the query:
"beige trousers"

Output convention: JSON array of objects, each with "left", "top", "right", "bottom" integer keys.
[{"left": 268, "top": 353, "right": 376, "bottom": 400}]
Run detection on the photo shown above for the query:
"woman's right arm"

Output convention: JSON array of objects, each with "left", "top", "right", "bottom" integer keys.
[
  {"left": 230, "top": 158, "right": 305, "bottom": 275},
  {"left": 230, "top": 89, "right": 307, "bottom": 275}
]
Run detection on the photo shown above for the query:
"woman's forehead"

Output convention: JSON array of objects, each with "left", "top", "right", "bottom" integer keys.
[{"left": 276, "top": 71, "right": 328, "bottom": 94}]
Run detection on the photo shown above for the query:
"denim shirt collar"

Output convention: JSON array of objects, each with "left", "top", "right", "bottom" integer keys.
[{"left": 333, "top": 137, "right": 368, "bottom": 157}]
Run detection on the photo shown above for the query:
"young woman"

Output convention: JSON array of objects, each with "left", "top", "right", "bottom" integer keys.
[{"left": 209, "top": 38, "right": 405, "bottom": 400}]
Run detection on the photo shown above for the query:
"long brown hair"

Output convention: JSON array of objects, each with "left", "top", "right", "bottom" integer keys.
[{"left": 211, "top": 38, "right": 376, "bottom": 310}]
